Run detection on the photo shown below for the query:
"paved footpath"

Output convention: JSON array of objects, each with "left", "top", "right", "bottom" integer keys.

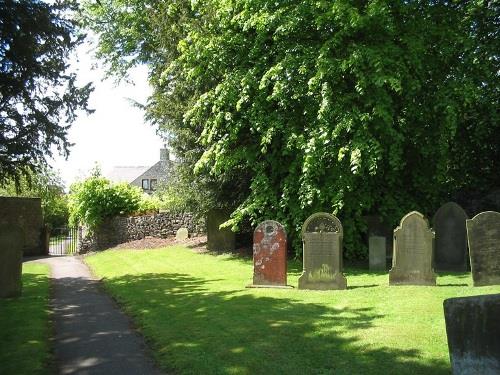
[{"left": 32, "top": 256, "right": 164, "bottom": 375}]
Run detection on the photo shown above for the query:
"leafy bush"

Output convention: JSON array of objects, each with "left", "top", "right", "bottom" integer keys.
[{"left": 69, "top": 176, "right": 144, "bottom": 229}]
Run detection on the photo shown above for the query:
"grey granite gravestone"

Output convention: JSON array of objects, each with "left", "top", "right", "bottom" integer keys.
[
  {"left": 466, "top": 211, "right": 500, "bottom": 286},
  {"left": 433, "top": 202, "right": 469, "bottom": 271},
  {"left": 207, "top": 209, "right": 235, "bottom": 252},
  {"left": 389, "top": 211, "right": 436, "bottom": 286},
  {"left": 444, "top": 294, "right": 500, "bottom": 375},
  {"left": 176, "top": 227, "right": 189, "bottom": 241},
  {"left": 0, "top": 225, "right": 24, "bottom": 298},
  {"left": 369, "top": 236, "right": 386, "bottom": 271},
  {"left": 298, "top": 213, "right": 347, "bottom": 290}
]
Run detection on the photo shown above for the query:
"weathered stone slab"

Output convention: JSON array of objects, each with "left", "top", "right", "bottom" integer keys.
[
  {"left": 298, "top": 213, "right": 347, "bottom": 290},
  {"left": 0, "top": 225, "right": 24, "bottom": 298},
  {"left": 369, "top": 236, "right": 386, "bottom": 271},
  {"left": 466, "top": 211, "right": 500, "bottom": 286},
  {"left": 364, "top": 215, "right": 393, "bottom": 259},
  {"left": 444, "top": 294, "right": 500, "bottom": 375},
  {"left": 389, "top": 211, "right": 436, "bottom": 286},
  {"left": 175, "top": 227, "right": 189, "bottom": 241},
  {"left": 248, "top": 220, "right": 289, "bottom": 288},
  {"left": 207, "top": 209, "right": 235, "bottom": 252},
  {"left": 433, "top": 202, "right": 469, "bottom": 271}
]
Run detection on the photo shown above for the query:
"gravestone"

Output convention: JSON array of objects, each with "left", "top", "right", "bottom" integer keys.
[
  {"left": 298, "top": 213, "right": 347, "bottom": 290},
  {"left": 248, "top": 220, "right": 290, "bottom": 288},
  {"left": 389, "top": 211, "right": 436, "bottom": 286},
  {"left": 175, "top": 227, "right": 189, "bottom": 241},
  {"left": 369, "top": 236, "right": 386, "bottom": 271},
  {"left": 466, "top": 211, "right": 500, "bottom": 286},
  {"left": 433, "top": 202, "right": 469, "bottom": 271},
  {"left": 364, "top": 215, "right": 393, "bottom": 259},
  {"left": 444, "top": 294, "right": 500, "bottom": 374},
  {"left": 0, "top": 225, "right": 24, "bottom": 298},
  {"left": 207, "top": 209, "right": 235, "bottom": 252}
]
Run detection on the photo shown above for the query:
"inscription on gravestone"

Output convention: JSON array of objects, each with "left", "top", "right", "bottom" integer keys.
[
  {"left": 389, "top": 211, "right": 436, "bottom": 286},
  {"left": 0, "top": 225, "right": 24, "bottom": 298},
  {"left": 466, "top": 211, "right": 500, "bottom": 287},
  {"left": 298, "top": 213, "right": 347, "bottom": 290},
  {"left": 444, "top": 294, "right": 500, "bottom": 375},
  {"left": 248, "top": 220, "right": 289, "bottom": 288},
  {"left": 433, "top": 202, "right": 469, "bottom": 271}
]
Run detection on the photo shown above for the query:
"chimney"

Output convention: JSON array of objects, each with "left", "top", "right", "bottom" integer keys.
[{"left": 160, "top": 146, "right": 170, "bottom": 162}]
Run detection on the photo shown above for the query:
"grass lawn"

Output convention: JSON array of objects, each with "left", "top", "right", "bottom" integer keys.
[
  {"left": 85, "top": 247, "right": 500, "bottom": 375},
  {"left": 0, "top": 262, "right": 51, "bottom": 375}
]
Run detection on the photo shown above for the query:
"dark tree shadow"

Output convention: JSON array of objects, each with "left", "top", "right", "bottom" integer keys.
[{"left": 96, "top": 272, "right": 451, "bottom": 375}]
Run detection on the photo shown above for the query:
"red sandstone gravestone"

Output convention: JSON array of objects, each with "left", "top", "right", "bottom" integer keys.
[{"left": 248, "top": 220, "right": 290, "bottom": 288}]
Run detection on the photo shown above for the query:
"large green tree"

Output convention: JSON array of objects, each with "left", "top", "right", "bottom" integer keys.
[
  {"left": 0, "top": 0, "right": 93, "bottom": 187},
  {"left": 84, "top": 0, "right": 499, "bottom": 257}
]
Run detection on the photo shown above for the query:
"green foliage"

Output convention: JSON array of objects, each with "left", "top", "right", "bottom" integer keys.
[
  {"left": 138, "top": 194, "right": 161, "bottom": 213},
  {"left": 84, "top": 1, "right": 499, "bottom": 258},
  {"left": 0, "top": 167, "right": 70, "bottom": 228},
  {"left": 0, "top": 0, "right": 93, "bottom": 187},
  {"left": 69, "top": 176, "right": 143, "bottom": 229}
]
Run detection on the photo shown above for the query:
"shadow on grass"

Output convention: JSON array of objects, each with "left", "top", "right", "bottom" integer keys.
[
  {"left": 0, "top": 272, "right": 51, "bottom": 375},
  {"left": 101, "top": 272, "right": 451, "bottom": 375}
]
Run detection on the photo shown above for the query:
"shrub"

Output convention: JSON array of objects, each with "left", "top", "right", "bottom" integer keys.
[{"left": 69, "top": 176, "right": 143, "bottom": 229}]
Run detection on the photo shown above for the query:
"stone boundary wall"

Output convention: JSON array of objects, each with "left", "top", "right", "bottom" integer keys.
[
  {"left": 0, "top": 197, "right": 45, "bottom": 256},
  {"left": 79, "top": 212, "right": 205, "bottom": 253}
]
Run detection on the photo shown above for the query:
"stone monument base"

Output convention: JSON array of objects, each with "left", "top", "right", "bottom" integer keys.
[
  {"left": 389, "top": 268, "right": 436, "bottom": 286},
  {"left": 298, "top": 272, "right": 347, "bottom": 290},
  {"left": 246, "top": 284, "right": 294, "bottom": 289}
]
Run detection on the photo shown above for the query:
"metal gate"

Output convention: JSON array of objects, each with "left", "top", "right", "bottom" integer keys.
[{"left": 49, "top": 226, "right": 78, "bottom": 256}]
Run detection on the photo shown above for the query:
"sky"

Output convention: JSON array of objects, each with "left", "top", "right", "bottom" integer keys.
[{"left": 50, "top": 39, "right": 164, "bottom": 188}]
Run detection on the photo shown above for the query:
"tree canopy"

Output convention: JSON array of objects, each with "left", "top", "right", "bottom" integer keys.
[
  {"left": 83, "top": 0, "right": 499, "bottom": 257},
  {"left": 0, "top": 0, "right": 93, "bottom": 187}
]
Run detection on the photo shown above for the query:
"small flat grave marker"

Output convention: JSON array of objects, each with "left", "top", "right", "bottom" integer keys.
[
  {"left": 433, "top": 202, "right": 469, "bottom": 271},
  {"left": 298, "top": 213, "right": 347, "bottom": 290},
  {"left": 466, "top": 211, "right": 500, "bottom": 286},
  {"left": 389, "top": 211, "right": 436, "bottom": 286},
  {"left": 176, "top": 227, "right": 189, "bottom": 241},
  {"left": 247, "top": 220, "right": 291, "bottom": 289}
]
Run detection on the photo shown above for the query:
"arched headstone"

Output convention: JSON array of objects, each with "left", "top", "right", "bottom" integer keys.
[
  {"left": 433, "top": 202, "right": 469, "bottom": 271},
  {"left": 389, "top": 211, "right": 436, "bottom": 286},
  {"left": 466, "top": 211, "right": 500, "bottom": 286},
  {"left": 248, "top": 220, "right": 290, "bottom": 288},
  {"left": 298, "top": 213, "right": 346, "bottom": 290},
  {"left": 176, "top": 227, "right": 189, "bottom": 241}
]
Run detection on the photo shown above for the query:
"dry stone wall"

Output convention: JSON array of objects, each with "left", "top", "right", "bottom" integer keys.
[{"left": 79, "top": 212, "right": 205, "bottom": 253}]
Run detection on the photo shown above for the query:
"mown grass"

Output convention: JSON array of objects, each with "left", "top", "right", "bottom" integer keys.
[
  {"left": 0, "top": 263, "right": 51, "bottom": 375},
  {"left": 85, "top": 247, "right": 500, "bottom": 375}
]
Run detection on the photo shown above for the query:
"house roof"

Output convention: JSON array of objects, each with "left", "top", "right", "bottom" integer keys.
[{"left": 105, "top": 166, "right": 151, "bottom": 183}]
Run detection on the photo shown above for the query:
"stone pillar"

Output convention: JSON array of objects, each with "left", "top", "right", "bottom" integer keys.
[{"left": 0, "top": 225, "right": 24, "bottom": 298}]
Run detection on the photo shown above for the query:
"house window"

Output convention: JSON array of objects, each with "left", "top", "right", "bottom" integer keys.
[
  {"left": 142, "top": 179, "right": 149, "bottom": 190},
  {"left": 150, "top": 179, "right": 157, "bottom": 191}
]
